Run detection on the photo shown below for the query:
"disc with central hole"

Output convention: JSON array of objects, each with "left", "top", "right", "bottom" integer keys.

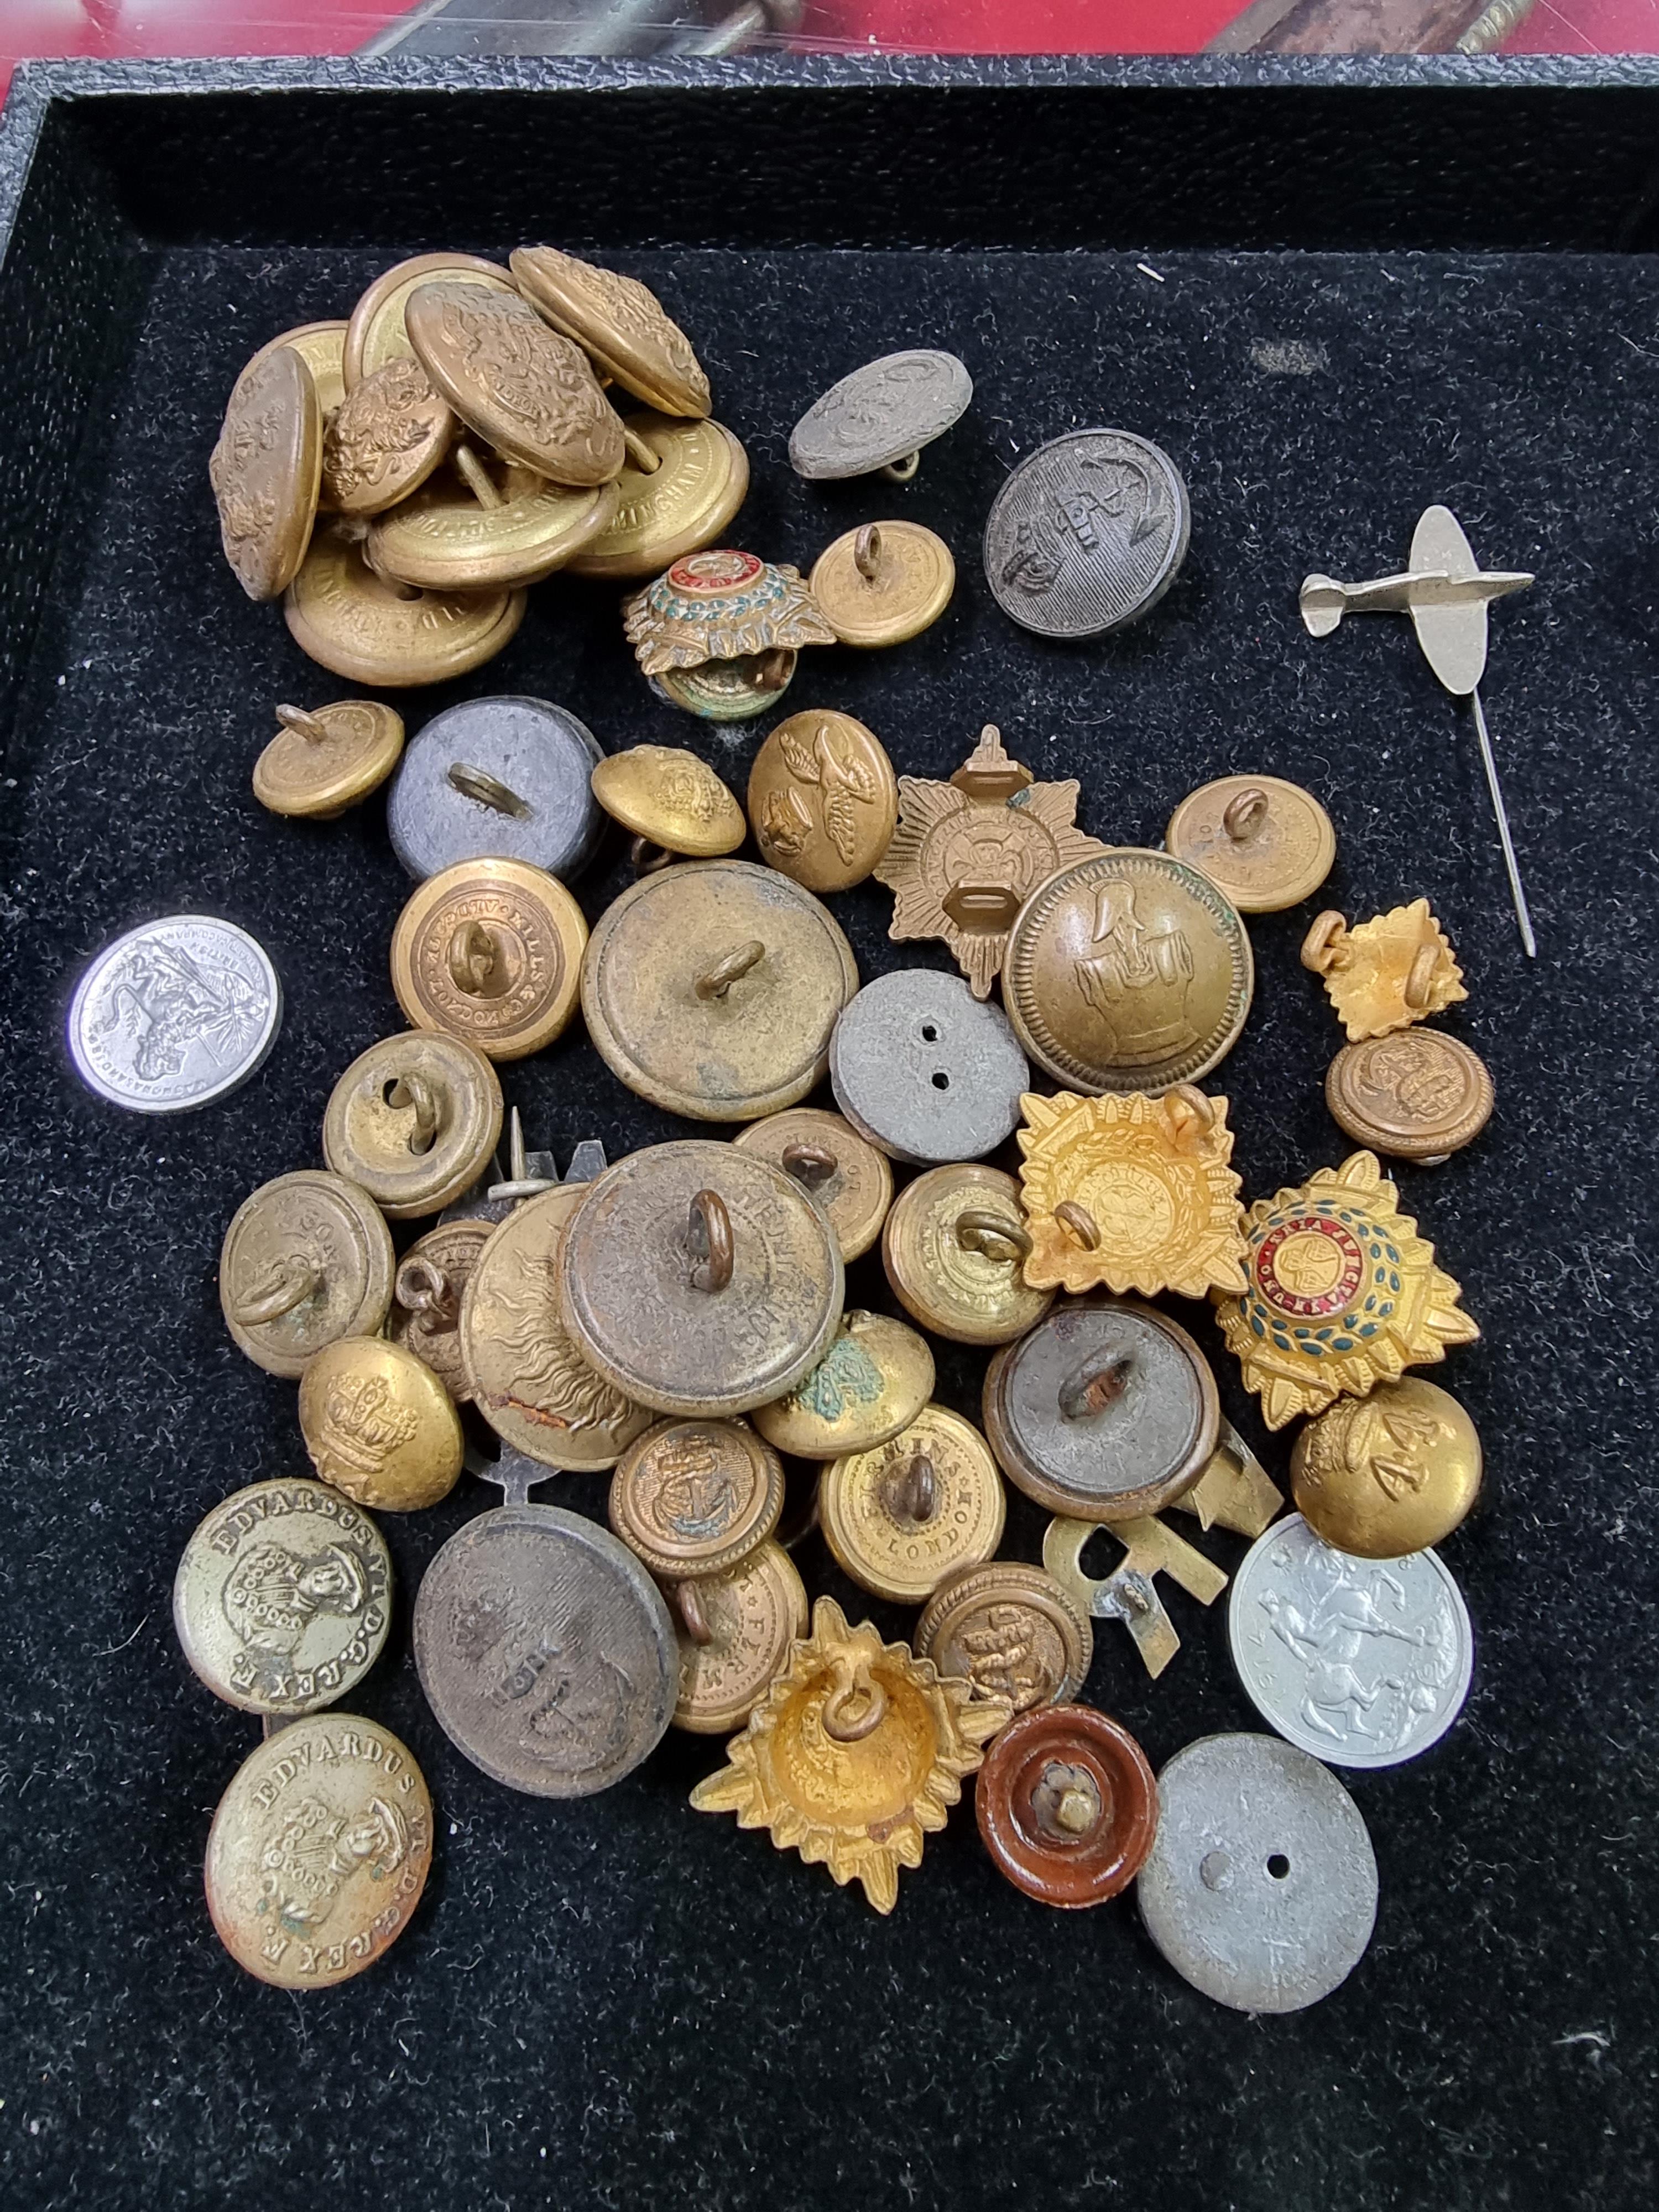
[{"left": 830, "top": 969, "right": 1029, "bottom": 1165}]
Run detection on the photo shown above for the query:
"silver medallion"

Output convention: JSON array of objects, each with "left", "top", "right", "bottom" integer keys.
[
  {"left": 830, "top": 969, "right": 1028, "bottom": 1165},
  {"left": 1228, "top": 1512, "right": 1474, "bottom": 1770},
  {"left": 67, "top": 914, "right": 281, "bottom": 1113},
  {"left": 1138, "top": 1732, "right": 1378, "bottom": 2013},
  {"left": 387, "top": 694, "right": 605, "bottom": 881},
  {"left": 984, "top": 429, "right": 1190, "bottom": 639},
  {"left": 789, "top": 350, "right": 972, "bottom": 481}
]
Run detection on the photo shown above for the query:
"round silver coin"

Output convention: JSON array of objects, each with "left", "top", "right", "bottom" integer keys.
[
  {"left": 387, "top": 695, "right": 605, "bottom": 881},
  {"left": 830, "top": 969, "right": 1028, "bottom": 1165},
  {"left": 984, "top": 427, "right": 1191, "bottom": 639},
  {"left": 67, "top": 914, "right": 281, "bottom": 1113},
  {"left": 1228, "top": 1512, "right": 1474, "bottom": 1770},
  {"left": 1138, "top": 1732, "right": 1379, "bottom": 2014},
  {"left": 413, "top": 1502, "right": 677, "bottom": 1798},
  {"left": 789, "top": 349, "right": 973, "bottom": 480}
]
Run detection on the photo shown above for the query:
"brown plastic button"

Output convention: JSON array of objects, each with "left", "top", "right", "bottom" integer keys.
[{"left": 975, "top": 1703, "right": 1158, "bottom": 1908}]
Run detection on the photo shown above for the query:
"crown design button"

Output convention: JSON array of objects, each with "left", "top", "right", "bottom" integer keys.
[
  {"left": 1324, "top": 1030, "right": 1495, "bottom": 1163},
  {"left": 299, "top": 1337, "right": 464, "bottom": 1511}
]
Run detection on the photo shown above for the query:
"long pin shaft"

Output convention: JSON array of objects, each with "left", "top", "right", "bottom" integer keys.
[{"left": 1469, "top": 684, "right": 1537, "bottom": 959}]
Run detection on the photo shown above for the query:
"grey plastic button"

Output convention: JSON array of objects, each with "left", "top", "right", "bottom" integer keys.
[
  {"left": 387, "top": 695, "right": 605, "bottom": 881},
  {"left": 830, "top": 969, "right": 1028, "bottom": 1165}
]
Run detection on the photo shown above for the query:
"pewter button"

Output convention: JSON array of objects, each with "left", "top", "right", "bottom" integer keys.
[
  {"left": 830, "top": 969, "right": 1028, "bottom": 1165},
  {"left": 789, "top": 350, "right": 972, "bottom": 481},
  {"left": 67, "top": 915, "right": 281, "bottom": 1114},
  {"left": 984, "top": 428, "right": 1190, "bottom": 639},
  {"left": 387, "top": 695, "right": 605, "bottom": 881}
]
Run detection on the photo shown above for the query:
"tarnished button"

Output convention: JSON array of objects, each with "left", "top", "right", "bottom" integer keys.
[
  {"left": 68, "top": 915, "right": 283, "bottom": 1115},
  {"left": 205, "top": 1714, "right": 433, "bottom": 1987},
  {"left": 510, "top": 246, "right": 712, "bottom": 416},
  {"left": 1044, "top": 1512, "right": 1229, "bottom": 1680},
  {"left": 1138, "top": 1733, "right": 1378, "bottom": 2012},
  {"left": 747, "top": 711, "right": 898, "bottom": 893},
  {"left": 220, "top": 1168, "right": 394, "bottom": 1379},
  {"left": 671, "top": 1540, "right": 807, "bottom": 1735},
  {"left": 731, "top": 1107, "right": 892, "bottom": 1264},
  {"left": 564, "top": 414, "right": 750, "bottom": 582},
  {"left": 752, "top": 1310, "right": 935, "bottom": 1462},
  {"left": 211, "top": 344, "right": 322, "bottom": 603},
  {"left": 1003, "top": 848, "right": 1254, "bottom": 1094},
  {"left": 789, "top": 350, "right": 972, "bottom": 482},
  {"left": 285, "top": 523, "right": 525, "bottom": 688},
  {"left": 322, "top": 1030, "right": 503, "bottom": 1220},
  {"left": 881, "top": 1162, "right": 1053, "bottom": 1347},
  {"left": 461, "top": 1184, "right": 655, "bottom": 1472},
  {"left": 1166, "top": 775, "right": 1337, "bottom": 914},
  {"left": 582, "top": 858, "right": 858, "bottom": 1122},
  {"left": 977, "top": 1704, "right": 1157, "bottom": 1907},
  {"left": 387, "top": 695, "right": 604, "bottom": 883},
  {"left": 1326, "top": 1030, "right": 1494, "bottom": 1162},
  {"left": 243, "top": 320, "right": 348, "bottom": 420},
  {"left": 387, "top": 1217, "right": 495, "bottom": 1402},
  {"left": 174, "top": 1477, "right": 393, "bottom": 1717},
  {"left": 253, "top": 698, "right": 405, "bottom": 820},
  {"left": 611, "top": 1417, "right": 785, "bottom": 1577},
  {"left": 343, "top": 251, "right": 519, "bottom": 389},
  {"left": 984, "top": 427, "right": 1189, "bottom": 638},
  {"left": 821, "top": 1404, "right": 1006, "bottom": 1604},
  {"left": 321, "top": 357, "right": 453, "bottom": 515},
  {"left": 808, "top": 521, "right": 956, "bottom": 648},
  {"left": 389, "top": 857, "right": 586, "bottom": 1062},
  {"left": 984, "top": 1298, "right": 1219, "bottom": 1522},
  {"left": 915, "top": 1560, "right": 1091, "bottom": 1718},
  {"left": 1292, "top": 1378, "right": 1482, "bottom": 1558},
  {"left": 1301, "top": 898, "right": 1467, "bottom": 1041},
  {"left": 299, "top": 1335, "right": 463, "bottom": 1511},
  {"left": 407, "top": 281, "right": 624, "bottom": 485},
  {"left": 368, "top": 455, "right": 618, "bottom": 591},
  {"left": 590, "top": 744, "right": 746, "bottom": 860},
  {"left": 830, "top": 969, "right": 1028, "bottom": 1165},
  {"left": 558, "top": 1140, "right": 844, "bottom": 1417},
  {"left": 623, "top": 550, "right": 836, "bottom": 723}
]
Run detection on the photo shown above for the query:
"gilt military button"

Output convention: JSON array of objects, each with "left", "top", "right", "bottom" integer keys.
[
  {"left": 731, "top": 1107, "right": 893, "bottom": 1264},
  {"left": 387, "top": 696, "right": 605, "bottom": 883},
  {"left": 564, "top": 413, "right": 749, "bottom": 582},
  {"left": 387, "top": 1217, "right": 495, "bottom": 1403},
  {"left": 343, "top": 251, "right": 519, "bottom": 388},
  {"left": 831, "top": 969, "right": 1028, "bottom": 1164},
  {"left": 1166, "top": 775, "right": 1337, "bottom": 914},
  {"left": 671, "top": 1540, "right": 807, "bottom": 1735},
  {"left": 623, "top": 549, "right": 837, "bottom": 724},
  {"left": 390, "top": 858, "right": 587, "bottom": 1062},
  {"left": 210, "top": 344, "right": 322, "bottom": 603},
  {"left": 915, "top": 1561, "right": 1091, "bottom": 1718},
  {"left": 747, "top": 711, "right": 899, "bottom": 893},
  {"left": 1003, "top": 848, "right": 1254, "bottom": 1094},
  {"left": 322, "top": 1031, "right": 503, "bottom": 1219},
  {"left": 590, "top": 744, "right": 747, "bottom": 859},
  {"left": 243, "top": 321, "right": 348, "bottom": 421},
  {"left": 219, "top": 1168, "right": 394, "bottom": 1379},
  {"left": 68, "top": 915, "right": 283, "bottom": 1115},
  {"left": 253, "top": 698, "right": 405, "bottom": 820},
  {"left": 1292, "top": 1378, "right": 1483, "bottom": 1559},
  {"left": 407, "top": 281, "right": 624, "bottom": 486},
  {"left": 611, "top": 1417, "right": 785, "bottom": 1577},
  {"left": 1325, "top": 1031, "right": 1495, "bottom": 1164},
  {"left": 299, "top": 1335, "right": 464, "bottom": 1511},
  {"left": 582, "top": 858, "right": 858, "bottom": 1122},
  {"left": 881, "top": 1162, "right": 1053, "bottom": 1347},
  {"left": 983, "top": 1298, "right": 1219, "bottom": 1522},
  {"left": 510, "top": 246, "right": 712, "bottom": 417},
  {"left": 984, "top": 427, "right": 1189, "bottom": 639},
  {"left": 368, "top": 460, "right": 618, "bottom": 592},
  {"left": 976, "top": 1704, "right": 1157, "bottom": 1907},
  {"left": 285, "top": 523, "right": 525, "bottom": 688},
  {"left": 321, "top": 356, "right": 453, "bottom": 515},
  {"left": 789, "top": 350, "right": 972, "bottom": 481},
  {"left": 752, "top": 1310, "right": 935, "bottom": 1462},
  {"left": 821, "top": 1404, "right": 1006, "bottom": 1604},
  {"left": 808, "top": 521, "right": 956, "bottom": 649}
]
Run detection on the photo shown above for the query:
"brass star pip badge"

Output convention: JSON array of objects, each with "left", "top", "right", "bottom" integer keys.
[
  {"left": 1301, "top": 896, "right": 1467, "bottom": 1041},
  {"left": 1017, "top": 1084, "right": 1248, "bottom": 1298},
  {"left": 873, "top": 724, "right": 1107, "bottom": 998},
  {"left": 1213, "top": 1150, "right": 1479, "bottom": 1429}
]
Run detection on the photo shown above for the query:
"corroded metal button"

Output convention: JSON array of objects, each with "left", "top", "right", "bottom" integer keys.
[
  {"left": 1325, "top": 1031, "right": 1494, "bottom": 1163},
  {"left": 590, "top": 744, "right": 746, "bottom": 859},
  {"left": 343, "top": 251, "right": 518, "bottom": 388},
  {"left": 174, "top": 1477, "right": 392, "bottom": 1717},
  {"left": 821, "top": 1404, "right": 1006, "bottom": 1604},
  {"left": 322, "top": 1031, "right": 503, "bottom": 1220},
  {"left": 976, "top": 1704, "right": 1157, "bottom": 1907},
  {"left": 406, "top": 281, "right": 624, "bottom": 484},
  {"left": 789, "top": 350, "right": 972, "bottom": 481},
  {"left": 808, "top": 521, "right": 956, "bottom": 649},
  {"left": 220, "top": 1168, "right": 394, "bottom": 1379},
  {"left": 559, "top": 1141, "right": 844, "bottom": 1417},
  {"left": 747, "top": 711, "right": 898, "bottom": 893},
  {"left": 387, "top": 1217, "right": 495, "bottom": 1402},
  {"left": 1292, "top": 1378, "right": 1483, "bottom": 1559},
  {"left": 752, "top": 1310, "right": 935, "bottom": 1462},
  {"left": 984, "top": 427, "right": 1189, "bottom": 638},
  {"left": 1166, "top": 775, "right": 1337, "bottom": 914},
  {"left": 671, "top": 1540, "right": 808, "bottom": 1735},
  {"left": 285, "top": 523, "right": 525, "bottom": 688},
  {"left": 321, "top": 357, "right": 453, "bottom": 515},
  {"left": 1302, "top": 898, "right": 1467, "bottom": 1041},
  {"left": 510, "top": 246, "right": 711, "bottom": 416},
  {"left": 299, "top": 1337, "right": 464, "bottom": 1512},
  {"left": 881, "top": 1163, "right": 1051, "bottom": 1348},
  {"left": 390, "top": 858, "right": 587, "bottom": 1062},
  {"left": 205, "top": 1714, "right": 433, "bottom": 1987},
  {"left": 564, "top": 414, "right": 750, "bottom": 582},
  {"left": 253, "top": 698, "right": 405, "bottom": 819},
  {"left": 368, "top": 458, "right": 618, "bottom": 591},
  {"left": 731, "top": 1107, "right": 893, "bottom": 1264},
  {"left": 611, "top": 1418, "right": 785, "bottom": 1577},
  {"left": 984, "top": 1298, "right": 1219, "bottom": 1522},
  {"left": 830, "top": 969, "right": 1028, "bottom": 1164},
  {"left": 387, "top": 695, "right": 604, "bottom": 883},
  {"left": 1003, "top": 848, "right": 1254, "bottom": 1094},
  {"left": 915, "top": 1561, "right": 1091, "bottom": 1719},
  {"left": 582, "top": 858, "right": 857, "bottom": 1121},
  {"left": 210, "top": 344, "right": 322, "bottom": 603}
]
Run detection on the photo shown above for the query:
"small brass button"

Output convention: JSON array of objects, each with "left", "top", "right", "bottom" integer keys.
[
  {"left": 1166, "top": 775, "right": 1337, "bottom": 913},
  {"left": 510, "top": 246, "right": 712, "bottom": 418},
  {"left": 321, "top": 357, "right": 453, "bottom": 515},
  {"left": 299, "top": 1336, "right": 464, "bottom": 1511},
  {"left": 975, "top": 1704, "right": 1157, "bottom": 1908},
  {"left": 406, "top": 281, "right": 624, "bottom": 486},
  {"left": 808, "top": 521, "right": 955, "bottom": 649},
  {"left": 1301, "top": 898, "right": 1467, "bottom": 1041},
  {"left": 671, "top": 1540, "right": 807, "bottom": 1735},
  {"left": 387, "top": 1216, "right": 495, "bottom": 1402},
  {"left": 611, "top": 1417, "right": 785, "bottom": 1577},
  {"left": 210, "top": 344, "right": 321, "bottom": 603},
  {"left": 219, "top": 1169, "right": 394, "bottom": 1380},
  {"left": 752, "top": 1310, "right": 935, "bottom": 1462},
  {"left": 915, "top": 1561, "right": 1091, "bottom": 1721},
  {"left": 747, "top": 711, "right": 898, "bottom": 893},
  {"left": 731, "top": 1107, "right": 893, "bottom": 1264},
  {"left": 564, "top": 414, "right": 750, "bottom": 582},
  {"left": 322, "top": 1030, "right": 503, "bottom": 1220},
  {"left": 1292, "top": 1377, "right": 1482, "bottom": 1558},
  {"left": 285, "top": 523, "right": 525, "bottom": 688},
  {"left": 387, "top": 695, "right": 604, "bottom": 883},
  {"left": 881, "top": 1162, "right": 1053, "bottom": 1347},
  {"left": 253, "top": 698, "right": 405, "bottom": 820},
  {"left": 389, "top": 857, "right": 587, "bottom": 1062},
  {"left": 343, "top": 251, "right": 518, "bottom": 389},
  {"left": 590, "top": 744, "right": 746, "bottom": 859},
  {"left": 368, "top": 456, "right": 618, "bottom": 592},
  {"left": 821, "top": 1404, "right": 1006, "bottom": 1604},
  {"left": 1325, "top": 1030, "right": 1495, "bottom": 1163}
]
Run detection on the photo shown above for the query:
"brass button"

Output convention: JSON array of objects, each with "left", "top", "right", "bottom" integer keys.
[
  {"left": 557, "top": 1140, "right": 844, "bottom": 1417},
  {"left": 915, "top": 1561, "right": 1092, "bottom": 1720},
  {"left": 210, "top": 343, "right": 321, "bottom": 603},
  {"left": 1003, "top": 847, "right": 1254, "bottom": 1093},
  {"left": 1166, "top": 774, "right": 1337, "bottom": 913},
  {"left": 510, "top": 246, "right": 712, "bottom": 417},
  {"left": 299, "top": 1336, "right": 463, "bottom": 1511},
  {"left": 984, "top": 1297, "right": 1219, "bottom": 1522},
  {"left": 821, "top": 1404, "right": 1006, "bottom": 1603},
  {"left": 406, "top": 281, "right": 624, "bottom": 485},
  {"left": 1301, "top": 898, "right": 1467, "bottom": 1041},
  {"left": 322, "top": 1030, "right": 503, "bottom": 1220},
  {"left": 368, "top": 457, "right": 618, "bottom": 592},
  {"left": 752, "top": 1310, "right": 935, "bottom": 1462},
  {"left": 253, "top": 698, "right": 405, "bottom": 820},
  {"left": 881, "top": 1162, "right": 1053, "bottom": 1347},
  {"left": 747, "top": 711, "right": 898, "bottom": 893},
  {"left": 218, "top": 1168, "right": 394, "bottom": 1379},
  {"left": 243, "top": 320, "right": 348, "bottom": 420},
  {"left": 611, "top": 1418, "right": 785, "bottom": 1576},
  {"left": 285, "top": 522, "right": 525, "bottom": 688},
  {"left": 387, "top": 695, "right": 604, "bottom": 883},
  {"left": 975, "top": 1704, "right": 1157, "bottom": 1908},
  {"left": 343, "top": 251, "right": 518, "bottom": 388},
  {"left": 622, "top": 550, "right": 836, "bottom": 724},
  {"left": 590, "top": 744, "right": 746, "bottom": 859},
  {"left": 389, "top": 858, "right": 587, "bottom": 1062},
  {"left": 1325, "top": 1030, "right": 1495, "bottom": 1163},
  {"left": 670, "top": 1541, "right": 807, "bottom": 1735},
  {"left": 808, "top": 521, "right": 955, "bottom": 649},
  {"left": 387, "top": 1217, "right": 495, "bottom": 1402},
  {"left": 731, "top": 1107, "right": 893, "bottom": 1264},
  {"left": 321, "top": 357, "right": 453, "bottom": 516},
  {"left": 1292, "top": 1377, "right": 1483, "bottom": 1558},
  {"left": 581, "top": 858, "right": 858, "bottom": 1121},
  {"left": 564, "top": 414, "right": 750, "bottom": 583}
]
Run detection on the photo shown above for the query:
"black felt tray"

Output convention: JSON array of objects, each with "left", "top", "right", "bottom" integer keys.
[{"left": 2, "top": 53, "right": 1656, "bottom": 2212}]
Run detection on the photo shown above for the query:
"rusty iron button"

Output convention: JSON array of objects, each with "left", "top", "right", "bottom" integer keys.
[
  {"left": 731, "top": 1107, "right": 893, "bottom": 1264},
  {"left": 881, "top": 1162, "right": 1053, "bottom": 1347},
  {"left": 611, "top": 1417, "right": 786, "bottom": 1577},
  {"left": 387, "top": 695, "right": 606, "bottom": 884},
  {"left": 582, "top": 858, "right": 858, "bottom": 1122},
  {"left": 219, "top": 1169, "right": 395, "bottom": 1380},
  {"left": 558, "top": 1140, "right": 844, "bottom": 1418},
  {"left": 389, "top": 857, "right": 587, "bottom": 1062},
  {"left": 976, "top": 1704, "right": 1158, "bottom": 1908},
  {"left": 751, "top": 1310, "right": 935, "bottom": 1462},
  {"left": 1325, "top": 1030, "right": 1495, "bottom": 1164},
  {"left": 322, "top": 1030, "right": 503, "bottom": 1220},
  {"left": 915, "top": 1560, "right": 1092, "bottom": 1721},
  {"left": 983, "top": 1297, "right": 1219, "bottom": 1522},
  {"left": 1166, "top": 775, "right": 1337, "bottom": 914},
  {"left": 830, "top": 969, "right": 1029, "bottom": 1165}
]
